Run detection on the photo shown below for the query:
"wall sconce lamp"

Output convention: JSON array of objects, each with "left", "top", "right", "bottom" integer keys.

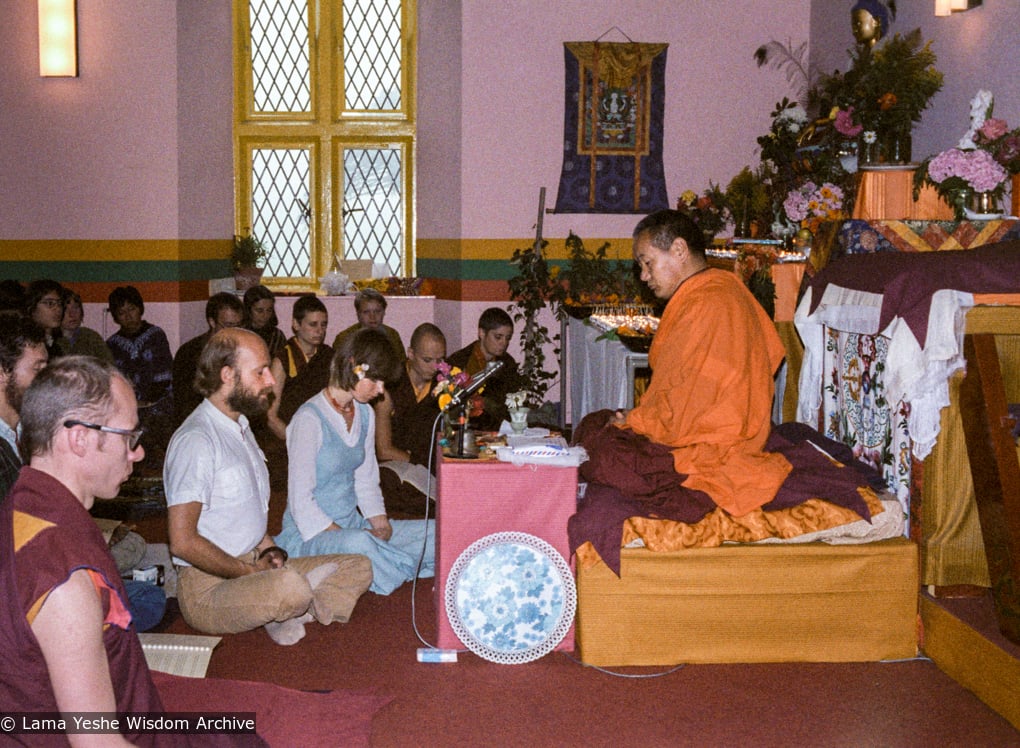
[
  {"left": 38, "top": 0, "right": 78, "bottom": 77},
  {"left": 935, "top": 0, "right": 982, "bottom": 16}
]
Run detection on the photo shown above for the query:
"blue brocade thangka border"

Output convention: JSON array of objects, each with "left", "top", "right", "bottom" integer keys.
[{"left": 554, "top": 43, "right": 669, "bottom": 214}]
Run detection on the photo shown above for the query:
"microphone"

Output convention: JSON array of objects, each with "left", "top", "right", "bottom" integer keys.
[{"left": 443, "top": 360, "right": 505, "bottom": 411}]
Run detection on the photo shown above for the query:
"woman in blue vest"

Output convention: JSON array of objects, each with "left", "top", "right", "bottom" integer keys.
[{"left": 275, "top": 328, "right": 435, "bottom": 595}]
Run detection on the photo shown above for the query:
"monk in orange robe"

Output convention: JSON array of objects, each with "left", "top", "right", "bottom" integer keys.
[{"left": 618, "top": 209, "right": 791, "bottom": 515}]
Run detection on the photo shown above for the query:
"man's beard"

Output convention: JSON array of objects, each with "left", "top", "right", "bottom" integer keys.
[
  {"left": 227, "top": 376, "right": 271, "bottom": 418},
  {"left": 5, "top": 376, "right": 23, "bottom": 415}
]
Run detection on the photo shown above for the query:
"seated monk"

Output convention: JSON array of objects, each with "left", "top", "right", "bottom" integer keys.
[
  {"left": 374, "top": 322, "right": 447, "bottom": 516},
  {"left": 600, "top": 208, "right": 791, "bottom": 514},
  {"left": 571, "top": 210, "right": 879, "bottom": 573}
]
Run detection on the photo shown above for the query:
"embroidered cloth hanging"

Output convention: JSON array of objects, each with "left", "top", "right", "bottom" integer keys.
[{"left": 554, "top": 41, "right": 669, "bottom": 214}]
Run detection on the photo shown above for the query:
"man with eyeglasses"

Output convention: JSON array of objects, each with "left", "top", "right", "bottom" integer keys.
[
  {"left": 0, "top": 356, "right": 167, "bottom": 732},
  {"left": 164, "top": 328, "right": 372, "bottom": 644}
]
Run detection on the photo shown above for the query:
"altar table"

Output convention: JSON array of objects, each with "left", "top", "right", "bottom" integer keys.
[{"left": 434, "top": 455, "right": 578, "bottom": 651}]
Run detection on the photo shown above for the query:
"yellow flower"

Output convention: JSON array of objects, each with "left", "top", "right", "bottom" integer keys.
[
  {"left": 680, "top": 189, "right": 697, "bottom": 205},
  {"left": 438, "top": 393, "right": 452, "bottom": 411}
]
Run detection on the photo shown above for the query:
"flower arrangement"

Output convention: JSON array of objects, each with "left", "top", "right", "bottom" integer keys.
[
  {"left": 505, "top": 391, "right": 529, "bottom": 411},
  {"left": 736, "top": 244, "right": 778, "bottom": 319},
  {"left": 812, "top": 29, "right": 943, "bottom": 162},
  {"left": 782, "top": 181, "right": 845, "bottom": 234},
  {"left": 958, "top": 90, "right": 1020, "bottom": 175},
  {"left": 928, "top": 149, "right": 1008, "bottom": 193},
  {"left": 974, "top": 118, "right": 1020, "bottom": 175},
  {"left": 914, "top": 91, "right": 1016, "bottom": 218},
  {"left": 559, "top": 232, "right": 645, "bottom": 308},
  {"left": 432, "top": 362, "right": 470, "bottom": 412},
  {"left": 915, "top": 148, "right": 1008, "bottom": 219},
  {"left": 676, "top": 185, "right": 729, "bottom": 242}
]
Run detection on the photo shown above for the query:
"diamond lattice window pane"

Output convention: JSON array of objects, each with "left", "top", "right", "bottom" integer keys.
[
  {"left": 252, "top": 148, "right": 312, "bottom": 278},
  {"left": 343, "top": 148, "right": 403, "bottom": 275},
  {"left": 250, "top": 0, "right": 311, "bottom": 113},
  {"left": 343, "top": 0, "right": 401, "bottom": 111}
]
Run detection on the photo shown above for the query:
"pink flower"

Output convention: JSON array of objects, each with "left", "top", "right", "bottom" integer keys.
[
  {"left": 979, "top": 117, "right": 1008, "bottom": 140},
  {"left": 833, "top": 107, "right": 863, "bottom": 138},
  {"left": 928, "top": 148, "right": 1008, "bottom": 192}
]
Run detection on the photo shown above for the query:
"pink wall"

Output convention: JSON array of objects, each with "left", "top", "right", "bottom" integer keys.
[
  {"left": 418, "top": 1, "right": 812, "bottom": 243},
  {"left": 0, "top": 1, "right": 183, "bottom": 239}
]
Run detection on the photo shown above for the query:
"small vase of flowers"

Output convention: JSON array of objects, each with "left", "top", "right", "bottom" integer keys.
[
  {"left": 914, "top": 90, "right": 1017, "bottom": 220},
  {"left": 505, "top": 390, "right": 530, "bottom": 434}
]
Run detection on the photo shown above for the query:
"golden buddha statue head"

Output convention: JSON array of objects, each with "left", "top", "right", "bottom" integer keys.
[{"left": 851, "top": 0, "right": 889, "bottom": 48}]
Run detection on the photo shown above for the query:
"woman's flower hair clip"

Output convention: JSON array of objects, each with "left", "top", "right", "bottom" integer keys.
[{"left": 354, "top": 363, "right": 370, "bottom": 380}]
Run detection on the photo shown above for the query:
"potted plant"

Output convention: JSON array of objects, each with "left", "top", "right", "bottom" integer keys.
[{"left": 232, "top": 231, "right": 269, "bottom": 291}]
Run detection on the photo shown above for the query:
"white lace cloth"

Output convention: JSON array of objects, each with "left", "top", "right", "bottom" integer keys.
[{"left": 795, "top": 284, "right": 975, "bottom": 460}]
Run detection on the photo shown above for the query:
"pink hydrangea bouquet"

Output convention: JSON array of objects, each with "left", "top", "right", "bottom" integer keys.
[
  {"left": 915, "top": 146, "right": 1008, "bottom": 219},
  {"left": 782, "top": 181, "right": 845, "bottom": 233},
  {"left": 926, "top": 148, "right": 1008, "bottom": 193}
]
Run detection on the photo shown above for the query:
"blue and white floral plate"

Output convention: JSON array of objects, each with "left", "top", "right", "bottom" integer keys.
[{"left": 445, "top": 531, "right": 576, "bottom": 664}]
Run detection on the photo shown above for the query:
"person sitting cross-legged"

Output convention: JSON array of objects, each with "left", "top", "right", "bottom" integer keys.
[
  {"left": 274, "top": 328, "right": 436, "bottom": 595},
  {"left": 165, "top": 327, "right": 373, "bottom": 645}
]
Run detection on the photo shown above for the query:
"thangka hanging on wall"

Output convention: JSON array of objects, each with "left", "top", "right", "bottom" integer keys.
[{"left": 554, "top": 41, "right": 669, "bottom": 214}]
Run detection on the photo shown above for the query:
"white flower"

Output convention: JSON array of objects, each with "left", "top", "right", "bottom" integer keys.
[
  {"left": 863, "top": 130, "right": 877, "bottom": 144},
  {"left": 959, "top": 89, "right": 995, "bottom": 149},
  {"left": 505, "top": 390, "right": 528, "bottom": 410}
]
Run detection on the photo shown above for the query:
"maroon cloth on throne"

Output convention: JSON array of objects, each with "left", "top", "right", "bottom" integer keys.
[
  {"left": 807, "top": 240, "right": 1020, "bottom": 343},
  {"left": 569, "top": 412, "right": 881, "bottom": 574}
]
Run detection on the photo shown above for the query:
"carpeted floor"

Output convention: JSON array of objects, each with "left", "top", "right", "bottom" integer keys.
[
  {"left": 145, "top": 577, "right": 1020, "bottom": 747},
  {"left": 129, "top": 454, "right": 1020, "bottom": 746}
]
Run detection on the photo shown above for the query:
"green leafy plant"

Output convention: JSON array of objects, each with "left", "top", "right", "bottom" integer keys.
[
  {"left": 507, "top": 240, "right": 563, "bottom": 408},
  {"left": 725, "top": 167, "right": 772, "bottom": 237},
  {"left": 559, "top": 232, "right": 646, "bottom": 307},
  {"left": 232, "top": 231, "right": 268, "bottom": 272}
]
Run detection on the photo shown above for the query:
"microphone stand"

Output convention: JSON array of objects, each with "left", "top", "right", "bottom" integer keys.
[{"left": 450, "top": 403, "right": 476, "bottom": 459}]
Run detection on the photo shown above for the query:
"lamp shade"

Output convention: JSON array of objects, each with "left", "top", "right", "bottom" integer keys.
[{"left": 38, "top": 0, "right": 77, "bottom": 77}]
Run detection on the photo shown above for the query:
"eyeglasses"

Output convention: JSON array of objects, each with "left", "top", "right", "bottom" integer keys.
[
  {"left": 38, "top": 298, "right": 63, "bottom": 308},
  {"left": 63, "top": 420, "right": 144, "bottom": 450}
]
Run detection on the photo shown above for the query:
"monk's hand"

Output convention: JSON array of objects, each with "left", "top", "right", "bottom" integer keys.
[{"left": 611, "top": 409, "right": 628, "bottom": 425}]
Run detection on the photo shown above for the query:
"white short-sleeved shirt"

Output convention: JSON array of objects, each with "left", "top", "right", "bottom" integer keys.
[{"left": 163, "top": 399, "right": 270, "bottom": 566}]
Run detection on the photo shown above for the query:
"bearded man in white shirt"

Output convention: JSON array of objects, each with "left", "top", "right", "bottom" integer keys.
[{"left": 164, "top": 327, "right": 372, "bottom": 645}]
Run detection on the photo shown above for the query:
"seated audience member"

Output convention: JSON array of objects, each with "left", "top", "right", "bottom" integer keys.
[
  {"left": 25, "top": 278, "right": 66, "bottom": 360},
  {"left": 275, "top": 329, "right": 435, "bottom": 595},
  {"left": 0, "top": 280, "right": 25, "bottom": 315},
  {"left": 332, "top": 288, "right": 406, "bottom": 363},
  {"left": 0, "top": 316, "right": 47, "bottom": 498},
  {"left": 0, "top": 357, "right": 166, "bottom": 731},
  {"left": 172, "top": 292, "right": 245, "bottom": 426},
  {"left": 56, "top": 287, "right": 114, "bottom": 363},
  {"left": 244, "top": 284, "right": 288, "bottom": 358},
  {"left": 375, "top": 322, "right": 446, "bottom": 466},
  {"left": 446, "top": 307, "right": 521, "bottom": 432},
  {"left": 106, "top": 285, "right": 174, "bottom": 469},
  {"left": 576, "top": 209, "right": 790, "bottom": 516},
  {"left": 165, "top": 327, "right": 372, "bottom": 644},
  {"left": 267, "top": 294, "right": 333, "bottom": 440}
]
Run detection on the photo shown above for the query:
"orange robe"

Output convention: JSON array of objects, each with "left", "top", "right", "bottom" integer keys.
[{"left": 624, "top": 269, "right": 791, "bottom": 515}]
